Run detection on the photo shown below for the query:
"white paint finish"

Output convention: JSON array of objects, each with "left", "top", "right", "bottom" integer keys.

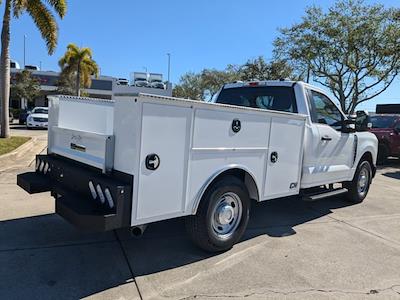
[
  {"left": 57, "top": 96, "right": 114, "bottom": 135},
  {"left": 49, "top": 126, "right": 113, "bottom": 172},
  {"left": 301, "top": 124, "right": 355, "bottom": 187},
  {"left": 263, "top": 117, "right": 305, "bottom": 199},
  {"left": 112, "top": 98, "right": 140, "bottom": 175},
  {"left": 187, "top": 151, "right": 267, "bottom": 212},
  {"left": 136, "top": 103, "right": 191, "bottom": 220},
  {"left": 193, "top": 109, "right": 270, "bottom": 149}
]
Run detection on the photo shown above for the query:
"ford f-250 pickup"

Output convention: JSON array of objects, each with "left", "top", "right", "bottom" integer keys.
[{"left": 17, "top": 80, "right": 378, "bottom": 252}]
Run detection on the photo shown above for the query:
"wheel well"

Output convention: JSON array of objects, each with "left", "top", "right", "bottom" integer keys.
[
  {"left": 206, "top": 168, "right": 260, "bottom": 202},
  {"left": 360, "top": 151, "right": 376, "bottom": 178},
  {"left": 360, "top": 151, "right": 373, "bottom": 166}
]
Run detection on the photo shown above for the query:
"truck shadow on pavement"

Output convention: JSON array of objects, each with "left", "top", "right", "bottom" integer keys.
[
  {"left": 0, "top": 194, "right": 355, "bottom": 299},
  {"left": 116, "top": 195, "right": 355, "bottom": 277},
  {"left": 378, "top": 158, "right": 400, "bottom": 180}
]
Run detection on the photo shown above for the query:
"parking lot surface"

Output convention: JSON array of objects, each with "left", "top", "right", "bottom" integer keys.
[{"left": 0, "top": 138, "right": 399, "bottom": 299}]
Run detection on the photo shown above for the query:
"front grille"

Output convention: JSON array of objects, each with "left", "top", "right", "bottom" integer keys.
[{"left": 33, "top": 117, "right": 48, "bottom": 122}]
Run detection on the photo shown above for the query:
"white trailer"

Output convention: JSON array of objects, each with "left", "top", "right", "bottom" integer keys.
[{"left": 18, "top": 80, "right": 378, "bottom": 252}]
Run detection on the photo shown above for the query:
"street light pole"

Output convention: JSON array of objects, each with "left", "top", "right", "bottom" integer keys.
[
  {"left": 167, "top": 53, "right": 171, "bottom": 84},
  {"left": 23, "top": 34, "right": 27, "bottom": 68}
]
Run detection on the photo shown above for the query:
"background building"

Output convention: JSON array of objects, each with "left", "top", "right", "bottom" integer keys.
[{"left": 10, "top": 68, "right": 172, "bottom": 109}]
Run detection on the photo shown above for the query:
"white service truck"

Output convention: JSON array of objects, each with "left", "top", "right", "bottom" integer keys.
[{"left": 18, "top": 80, "right": 378, "bottom": 252}]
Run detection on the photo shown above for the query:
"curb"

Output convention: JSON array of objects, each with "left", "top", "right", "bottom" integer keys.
[{"left": 0, "top": 136, "right": 37, "bottom": 161}]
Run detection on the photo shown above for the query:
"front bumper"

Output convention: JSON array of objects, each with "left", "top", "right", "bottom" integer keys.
[
  {"left": 17, "top": 155, "right": 133, "bottom": 231},
  {"left": 27, "top": 121, "right": 48, "bottom": 128}
]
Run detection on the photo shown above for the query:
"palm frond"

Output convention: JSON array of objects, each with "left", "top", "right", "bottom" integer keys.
[
  {"left": 45, "top": 0, "right": 66, "bottom": 18},
  {"left": 12, "top": 0, "right": 28, "bottom": 17},
  {"left": 26, "top": 0, "right": 58, "bottom": 54}
]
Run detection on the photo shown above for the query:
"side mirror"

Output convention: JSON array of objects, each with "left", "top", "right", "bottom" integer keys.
[
  {"left": 355, "top": 110, "right": 372, "bottom": 132},
  {"left": 341, "top": 118, "right": 356, "bottom": 133}
]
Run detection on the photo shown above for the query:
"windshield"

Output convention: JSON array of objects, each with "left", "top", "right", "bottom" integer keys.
[
  {"left": 32, "top": 108, "right": 48, "bottom": 114},
  {"left": 215, "top": 86, "right": 297, "bottom": 113},
  {"left": 370, "top": 116, "right": 396, "bottom": 128},
  {"left": 135, "top": 78, "right": 146, "bottom": 81}
]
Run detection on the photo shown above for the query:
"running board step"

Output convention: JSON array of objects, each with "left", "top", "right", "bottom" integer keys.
[{"left": 302, "top": 188, "right": 348, "bottom": 202}]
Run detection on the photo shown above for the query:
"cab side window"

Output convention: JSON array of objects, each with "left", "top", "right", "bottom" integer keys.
[{"left": 308, "top": 90, "right": 343, "bottom": 130}]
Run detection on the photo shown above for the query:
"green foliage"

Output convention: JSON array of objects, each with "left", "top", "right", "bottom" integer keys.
[
  {"left": 0, "top": 136, "right": 31, "bottom": 156},
  {"left": 10, "top": 70, "right": 40, "bottom": 105},
  {"left": 274, "top": 0, "right": 400, "bottom": 113},
  {"left": 1, "top": 0, "right": 66, "bottom": 138},
  {"left": 173, "top": 57, "right": 296, "bottom": 101},
  {"left": 58, "top": 43, "right": 99, "bottom": 96},
  {"left": 237, "top": 56, "right": 297, "bottom": 81},
  {"left": 12, "top": 0, "right": 66, "bottom": 55}
]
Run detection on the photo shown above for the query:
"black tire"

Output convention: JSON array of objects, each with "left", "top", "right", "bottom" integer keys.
[
  {"left": 377, "top": 144, "right": 389, "bottom": 165},
  {"left": 185, "top": 176, "right": 250, "bottom": 252},
  {"left": 344, "top": 160, "right": 372, "bottom": 203}
]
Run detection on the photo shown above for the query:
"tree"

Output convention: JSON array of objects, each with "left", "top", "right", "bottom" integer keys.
[
  {"left": 200, "top": 68, "right": 239, "bottom": 100},
  {"left": 58, "top": 43, "right": 99, "bottom": 97},
  {"left": 10, "top": 70, "right": 40, "bottom": 107},
  {"left": 237, "top": 56, "right": 297, "bottom": 81},
  {"left": 0, "top": 0, "right": 66, "bottom": 138},
  {"left": 172, "top": 72, "right": 203, "bottom": 100},
  {"left": 274, "top": 0, "right": 400, "bottom": 114},
  {"left": 56, "top": 72, "right": 75, "bottom": 95},
  {"left": 173, "top": 58, "right": 297, "bottom": 101}
]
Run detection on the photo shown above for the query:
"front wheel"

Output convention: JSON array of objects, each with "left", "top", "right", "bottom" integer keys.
[
  {"left": 344, "top": 160, "right": 372, "bottom": 203},
  {"left": 185, "top": 176, "right": 250, "bottom": 252}
]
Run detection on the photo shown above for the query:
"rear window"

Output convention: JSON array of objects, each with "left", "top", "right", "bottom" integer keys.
[
  {"left": 215, "top": 86, "right": 297, "bottom": 113},
  {"left": 370, "top": 116, "right": 396, "bottom": 128}
]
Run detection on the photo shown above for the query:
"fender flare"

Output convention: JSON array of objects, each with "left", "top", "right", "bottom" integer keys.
[{"left": 191, "top": 164, "right": 260, "bottom": 214}]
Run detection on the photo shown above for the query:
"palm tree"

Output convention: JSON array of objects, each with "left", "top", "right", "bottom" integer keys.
[
  {"left": 58, "top": 44, "right": 99, "bottom": 97},
  {"left": 0, "top": 0, "right": 66, "bottom": 138}
]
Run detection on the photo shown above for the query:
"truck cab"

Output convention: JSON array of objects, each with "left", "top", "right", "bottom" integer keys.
[{"left": 214, "top": 80, "right": 377, "bottom": 189}]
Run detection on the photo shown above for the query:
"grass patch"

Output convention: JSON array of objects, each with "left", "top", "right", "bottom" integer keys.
[{"left": 0, "top": 136, "right": 31, "bottom": 156}]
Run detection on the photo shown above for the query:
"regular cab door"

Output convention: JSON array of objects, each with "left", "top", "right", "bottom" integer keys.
[{"left": 302, "top": 90, "right": 355, "bottom": 187}]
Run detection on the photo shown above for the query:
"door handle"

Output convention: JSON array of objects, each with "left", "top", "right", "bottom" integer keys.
[{"left": 321, "top": 136, "right": 332, "bottom": 141}]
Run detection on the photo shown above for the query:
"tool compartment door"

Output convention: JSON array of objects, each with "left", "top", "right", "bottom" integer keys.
[
  {"left": 136, "top": 102, "right": 191, "bottom": 221},
  {"left": 263, "top": 117, "right": 305, "bottom": 199}
]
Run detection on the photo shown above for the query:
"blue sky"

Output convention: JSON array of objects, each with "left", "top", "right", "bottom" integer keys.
[{"left": 4, "top": 0, "right": 400, "bottom": 111}]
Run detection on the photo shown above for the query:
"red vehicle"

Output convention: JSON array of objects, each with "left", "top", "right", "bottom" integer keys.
[{"left": 370, "top": 105, "right": 400, "bottom": 163}]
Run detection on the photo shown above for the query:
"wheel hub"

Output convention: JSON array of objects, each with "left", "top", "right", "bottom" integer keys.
[
  {"left": 217, "top": 204, "right": 235, "bottom": 225},
  {"left": 211, "top": 192, "right": 243, "bottom": 239},
  {"left": 357, "top": 168, "right": 369, "bottom": 195}
]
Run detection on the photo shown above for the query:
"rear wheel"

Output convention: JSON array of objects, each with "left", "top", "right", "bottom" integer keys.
[
  {"left": 344, "top": 160, "right": 372, "bottom": 203},
  {"left": 185, "top": 176, "right": 250, "bottom": 252}
]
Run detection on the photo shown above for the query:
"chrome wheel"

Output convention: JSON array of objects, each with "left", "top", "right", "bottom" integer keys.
[
  {"left": 357, "top": 167, "right": 370, "bottom": 197},
  {"left": 211, "top": 192, "right": 242, "bottom": 240}
]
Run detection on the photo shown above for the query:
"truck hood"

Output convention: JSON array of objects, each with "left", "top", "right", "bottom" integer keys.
[{"left": 29, "top": 113, "right": 48, "bottom": 119}]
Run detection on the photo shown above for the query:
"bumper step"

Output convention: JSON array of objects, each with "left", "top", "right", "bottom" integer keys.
[{"left": 17, "top": 172, "right": 51, "bottom": 194}]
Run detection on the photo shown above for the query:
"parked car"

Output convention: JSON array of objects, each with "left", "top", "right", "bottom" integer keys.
[
  {"left": 370, "top": 114, "right": 400, "bottom": 162},
  {"left": 116, "top": 78, "right": 129, "bottom": 86},
  {"left": 24, "top": 65, "right": 40, "bottom": 71},
  {"left": 18, "top": 81, "right": 377, "bottom": 252},
  {"left": 26, "top": 107, "right": 48, "bottom": 129}
]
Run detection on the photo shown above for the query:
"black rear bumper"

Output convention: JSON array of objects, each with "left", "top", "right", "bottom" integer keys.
[{"left": 17, "top": 155, "right": 133, "bottom": 232}]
